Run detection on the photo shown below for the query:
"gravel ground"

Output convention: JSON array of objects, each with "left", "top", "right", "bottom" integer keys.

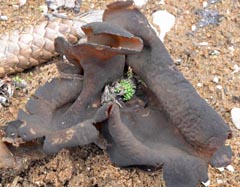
[{"left": 0, "top": 0, "right": 239, "bottom": 186}]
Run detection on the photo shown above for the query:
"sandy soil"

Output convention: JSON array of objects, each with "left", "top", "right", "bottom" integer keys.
[{"left": 0, "top": 0, "right": 239, "bottom": 186}]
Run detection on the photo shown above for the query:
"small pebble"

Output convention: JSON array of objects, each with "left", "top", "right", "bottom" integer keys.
[
  {"left": 232, "top": 64, "right": 240, "bottom": 73},
  {"left": 152, "top": 10, "right": 175, "bottom": 42},
  {"left": 203, "top": 1, "right": 208, "bottom": 8},
  {"left": 229, "top": 46, "right": 234, "bottom": 54},
  {"left": 226, "top": 165, "right": 234, "bottom": 172},
  {"left": 19, "top": 0, "right": 27, "bottom": 7},
  {"left": 216, "top": 85, "right": 222, "bottom": 90},
  {"left": 228, "top": 46, "right": 235, "bottom": 52},
  {"left": 159, "top": 0, "right": 165, "bottom": 5},
  {"left": 216, "top": 167, "right": 225, "bottom": 172},
  {"left": 133, "top": 0, "right": 148, "bottom": 8},
  {"left": 198, "top": 42, "right": 209, "bottom": 46},
  {"left": 202, "top": 180, "right": 210, "bottom": 186},
  {"left": 175, "top": 59, "right": 182, "bottom": 65},
  {"left": 213, "top": 76, "right": 219, "bottom": 83},
  {"left": 209, "top": 50, "right": 220, "bottom": 56},
  {"left": 231, "top": 108, "right": 240, "bottom": 129},
  {"left": 12, "top": 5, "right": 20, "bottom": 10},
  {"left": 217, "top": 179, "right": 223, "bottom": 184},
  {"left": 0, "top": 15, "right": 8, "bottom": 21},
  {"left": 197, "top": 83, "right": 202, "bottom": 87},
  {"left": 208, "top": 0, "right": 221, "bottom": 4},
  {"left": 191, "top": 24, "right": 197, "bottom": 31}
]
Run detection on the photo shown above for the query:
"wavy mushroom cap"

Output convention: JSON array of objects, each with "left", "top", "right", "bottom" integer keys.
[{"left": 82, "top": 22, "right": 143, "bottom": 53}]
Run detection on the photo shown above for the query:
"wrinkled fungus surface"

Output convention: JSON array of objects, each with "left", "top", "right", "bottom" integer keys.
[{"left": 1, "top": 1, "right": 232, "bottom": 187}]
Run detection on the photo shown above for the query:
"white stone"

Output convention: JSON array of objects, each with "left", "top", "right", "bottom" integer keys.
[
  {"left": 191, "top": 24, "right": 197, "bottom": 31},
  {"left": 0, "top": 15, "right": 8, "bottom": 21},
  {"left": 231, "top": 108, "right": 240, "bottom": 129},
  {"left": 133, "top": 0, "right": 148, "bottom": 8},
  {"left": 198, "top": 42, "right": 209, "bottom": 46},
  {"left": 152, "top": 10, "right": 175, "bottom": 42},
  {"left": 232, "top": 64, "right": 240, "bottom": 73},
  {"left": 203, "top": 1, "right": 208, "bottom": 8},
  {"left": 197, "top": 83, "right": 202, "bottom": 87},
  {"left": 226, "top": 165, "right": 234, "bottom": 172},
  {"left": 159, "top": 0, "right": 165, "bottom": 5},
  {"left": 12, "top": 5, "right": 20, "bottom": 10},
  {"left": 210, "top": 50, "right": 220, "bottom": 55},
  {"left": 175, "top": 59, "right": 182, "bottom": 64},
  {"left": 217, "top": 179, "right": 224, "bottom": 184},
  {"left": 202, "top": 180, "right": 210, "bottom": 186},
  {"left": 229, "top": 46, "right": 234, "bottom": 55},
  {"left": 216, "top": 85, "right": 222, "bottom": 90},
  {"left": 216, "top": 167, "right": 225, "bottom": 172},
  {"left": 19, "top": 0, "right": 27, "bottom": 7},
  {"left": 213, "top": 76, "right": 219, "bottom": 83}
]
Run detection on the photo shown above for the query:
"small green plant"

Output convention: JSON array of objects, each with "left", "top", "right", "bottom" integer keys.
[
  {"left": 13, "top": 76, "right": 22, "bottom": 83},
  {"left": 116, "top": 79, "right": 135, "bottom": 101},
  {"left": 13, "top": 76, "right": 27, "bottom": 90},
  {"left": 112, "top": 66, "right": 136, "bottom": 101},
  {"left": 114, "top": 86, "right": 121, "bottom": 94}
]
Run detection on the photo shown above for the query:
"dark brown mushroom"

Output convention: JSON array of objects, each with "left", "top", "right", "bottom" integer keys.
[
  {"left": 103, "top": 101, "right": 209, "bottom": 187},
  {"left": 1, "top": 121, "right": 45, "bottom": 171},
  {"left": 1, "top": 21, "right": 143, "bottom": 159},
  {"left": 103, "top": 0, "right": 232, "bottom": 155},
  {"left": 101, "top": 84, "right": 230, "bottom": 187},
  {"left": 0, "top": 133, "right": 15, "bottom": 169},
  {"left": 50, "top": 21, "right": 143, "bottom": 131},
  {"left": 98, "top": 1, "right": 232, "bottom": 187}
]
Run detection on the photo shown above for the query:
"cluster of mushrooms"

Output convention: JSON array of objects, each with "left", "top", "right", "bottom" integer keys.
[{"left": 0, "top": 1, "right": 232, "bottom": 187}]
